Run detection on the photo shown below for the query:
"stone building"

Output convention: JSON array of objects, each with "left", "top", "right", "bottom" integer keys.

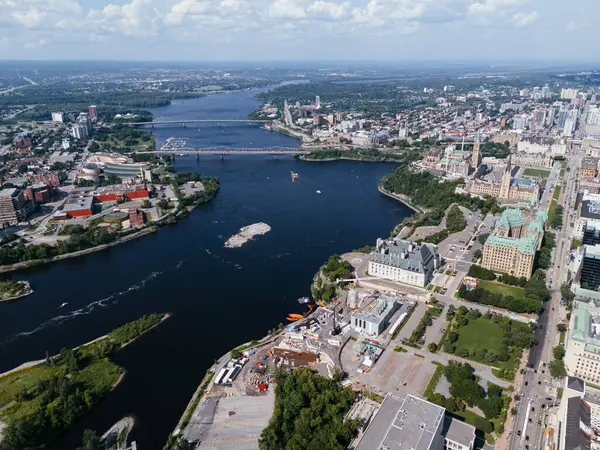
[{"left": 481, "top": 208, "right": 546, "bottom": 279}]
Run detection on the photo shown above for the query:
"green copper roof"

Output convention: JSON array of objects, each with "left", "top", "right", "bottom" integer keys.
[
  {"left": 527, "top": 211, "right": 547, "bottom": 234},
  {"left": 572, "top": 304, "right": 590, "bottom": 342},
  {"left": 498, "top": 209, "right": 525, "bottom": 229},
  {"left": 485, "top": 233, "right": 537, "bottom": 255},
  {"left": 570, "top": 301, "right": 600, "bottom": 354}
]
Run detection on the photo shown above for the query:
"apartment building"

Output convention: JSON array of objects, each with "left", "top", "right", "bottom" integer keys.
[{"left": 0, "top": 188, "right": 34, "bottom": 228}]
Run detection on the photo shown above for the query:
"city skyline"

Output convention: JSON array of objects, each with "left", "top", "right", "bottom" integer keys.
[{"left": 0, "top": 0, "right": 598, "bottom": 61}]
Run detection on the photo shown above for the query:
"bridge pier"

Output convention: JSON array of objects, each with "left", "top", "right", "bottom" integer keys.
[
  {"left": 196, "top": 153, "right": 200, "bottom": 161},
  {"left": 220, "top": 154, "right": 224, "bottom": 160},
  {"left": 273, "top": 154, "right": 278, "bottom": 160},
  {"left": 182, "top": 123, "right": 186, "bottom": 128}
]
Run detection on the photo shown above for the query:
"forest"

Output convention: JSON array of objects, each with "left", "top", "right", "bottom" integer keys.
[{"left": 259, "top": 368, "right": 358, "bottom": 450}]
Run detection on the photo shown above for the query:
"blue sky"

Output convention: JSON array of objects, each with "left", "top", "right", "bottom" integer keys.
[{"left": 0, "top": 0, "right": 597, "bottom": 61}]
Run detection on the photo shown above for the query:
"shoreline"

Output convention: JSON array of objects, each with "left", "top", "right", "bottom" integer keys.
[
  {"left": 377, "top": 184, "right": 424, "bottom": 213},
  {"left": 299, "top": 155, "right": 403, "bottom": 163},
  {"left": 0, "top": 182, "right": 219, "bottom": 275},
  {"left": 0, "top": 226, "right": 159, "bottom": 274},
  {"left": 0, "top": 281, "right": 34, "bottom": 302},
  {"left": 0, "top": 313, "right": 171, "bottom": 380}
]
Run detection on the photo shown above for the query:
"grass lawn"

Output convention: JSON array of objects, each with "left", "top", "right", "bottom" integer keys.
[
  {"left": 478, "top": 280, "right": 526, "bottom": 301},
  {"left": 455, "top": 318, "right": 504, "bottom": 355},
  {"left": 523, "top": 168, "right": 551, "bottom": 182},
  {"left": 553, "top": 185, "right": 562, "bottom": 201},
  {"left": 455, "top": 317, "right": 527, "bottom": 380},
  {"left": 0, "top": 365, "right": 64, "bottom": 409}
]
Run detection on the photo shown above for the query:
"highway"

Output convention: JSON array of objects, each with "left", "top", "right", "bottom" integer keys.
[{"left": 507, "top": 152, "right": 582, "bottom": 450}]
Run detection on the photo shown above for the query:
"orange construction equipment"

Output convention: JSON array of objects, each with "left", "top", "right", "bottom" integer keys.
[{"left": 288, "top": 313, "right": 303, "bottom": 319}]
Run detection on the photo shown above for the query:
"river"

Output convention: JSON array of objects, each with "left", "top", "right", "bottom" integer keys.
[{"left": 0, "top": 88, "right": 411, "bottom": 449}]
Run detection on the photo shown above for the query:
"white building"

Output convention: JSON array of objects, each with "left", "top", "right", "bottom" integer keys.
[
  {"left": 71, "top": 124, "right": 88, "bottom": 140},
  {"left": 61, "top": 138, "right": 70, "bottom": 150},
  {"left": 517, "top": 136, "right": 567, "bottom": 157},
  {"left": 51, "top": 112, "right": 64, "bottom": 123},
  {"left": 564, "top": 118, "right": 576, "bottom": 136},
  {"left": 561, "top": 88, "right": 579, "bottom": 100},
  {"left": 351, "top": 295, "right": 400, "bottom": 336},
  {"left": 368, "top": 238, "right": 440, "bottom": 287},
  {"left": 513, "top": 114, "right": 529, "bottom": 130},
  {"left": 355, "top": 394, "right": 475, "bottom": 450}
]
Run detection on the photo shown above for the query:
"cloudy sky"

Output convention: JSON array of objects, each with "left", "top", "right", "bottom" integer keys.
[{"left": 0, "top": 0, "right": 597, "bottom": 61}]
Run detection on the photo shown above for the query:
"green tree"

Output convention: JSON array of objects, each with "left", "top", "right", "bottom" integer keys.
[
  {"left": 553, "top": 346, "right": 566, "bottom": 360},
  {"left": 428, "top": 343, "right": 438, "bottom": 353},
  {"left": 548, "top": 360, "right": 567, "bottom": 378},
  {"left": 77, "top": 429, "right": 104, "bottom": 450}
]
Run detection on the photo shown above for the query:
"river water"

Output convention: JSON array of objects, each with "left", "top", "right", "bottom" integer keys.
[{"left": 0, "top": 88, "right": 411, "bottom": 449}]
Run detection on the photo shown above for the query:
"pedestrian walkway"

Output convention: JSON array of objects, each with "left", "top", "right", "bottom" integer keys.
[{"left": 417, "top": 350, "right": 511, "bottom": 388}]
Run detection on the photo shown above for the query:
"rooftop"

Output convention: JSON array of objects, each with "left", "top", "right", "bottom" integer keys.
[
  {"left": 370, "top": 238, "right": 439, "bottom": 274},
  {"left": 580, "top": 201, "right": 600, "bottom": 221},
  {"left": 0, "top": 187, "right": 18, "bottom": 198},
  {"left": 570, "top": 300, "right": 600, "bottom": 355},
  {"left": 63, "top": 193, "right": 94, "bottom": 212},
  {"left": 565, "top": 397, "right": 591, "bottom": 450},
  {"left": 441, "top": 415, "right": 476, "bottom": 447},
  {"left": 353, "top": 295, "right": 398, "bottom": 326},
  {"left": 498, "top": 208, "right": 525, "bottom": 229},
  {"left": 355, "top": 394, "right": 444, "bottom": 450}
]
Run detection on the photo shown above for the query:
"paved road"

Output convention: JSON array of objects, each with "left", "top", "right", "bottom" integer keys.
[{"left": 507, "top": 154, "right": 581, "bottom": 450}]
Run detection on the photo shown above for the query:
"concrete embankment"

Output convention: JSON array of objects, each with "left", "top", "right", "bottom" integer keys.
[
  {"left": 173, "top": 330, "right": 283, "bottom": 436},
  {"left": 0, "top": 226, "right": 159, "bottom": 274},
  {"left": 378, "top": 185, "right": 423, "bottom": 213}
]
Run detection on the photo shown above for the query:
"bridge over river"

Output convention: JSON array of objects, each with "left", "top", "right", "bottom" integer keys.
[
  {"left": 139, "top": 146, "right": 308, "bottom": 156},
  {"left": 127, "top": 119, "right": 270, "bottom": 126}
]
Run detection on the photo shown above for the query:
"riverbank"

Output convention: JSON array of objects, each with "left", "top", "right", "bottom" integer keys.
[
  {"left": 299, "top": 148, "right": 406, "bottom": 163},
  {"left": 0, "top": 314, "right": 168, "bottom": 447},
  {"left": 378, "top": 185, "right": 424, "bottom": 213},
  {"left": 0, "top": 226, "right": 159, "bottom": 274},
  {"left": 0, "top": 179, "right": 219, "bottom": 274}
]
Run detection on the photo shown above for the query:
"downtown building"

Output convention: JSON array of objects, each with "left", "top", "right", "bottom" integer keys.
[
  {"left": 481, "top": 209, "right": 546, "bottom": 279},
  {"left": 564, "top": 245, "right": 600, "bottom": 383},
  {"left": 471, "top": 156, "right": 541, "bottom": 202},
  {"left": 565, "top": 299, "right": 600, "bottom": 384},
  {"left": 354, "top": 394, "right": 475, "bottom": 450},
  {"left": 0, "top": 188, "right": 34, "bottom": 228},
  {"left": 368, "top": 238, "right": 440, "bottom": 287},
  {"left": 556, "top": 377, "right": 600, "bottom": 450}
]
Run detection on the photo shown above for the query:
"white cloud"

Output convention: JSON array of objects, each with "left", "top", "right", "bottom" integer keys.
[
  {"left": 469, "top": 0, "right": 527, "bottom": 15},
  {"left": 511, "top": 10, "right": 538, "bottom": 27},
  {"left": 88, "top": 0, "right": 162, "bottom": 35},
  {"left": 0, "top": 0, "right": 594, "bottom": 59},
  {"left": 11, "top": 7, "right": 44, "bottom": 28},
  {"left": 307, "top": 1, "right": 351, "bottom": 20},
  {"left": 267, "top": 0, "right": 307, "bottom": 19}
]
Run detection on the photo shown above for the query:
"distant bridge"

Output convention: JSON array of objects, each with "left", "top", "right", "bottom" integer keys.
[
  {"left": 141, "top": 146, "right": 308, "bottom": 156},
  {"left": 127, "top": 119, "right": 270, "bottom": 126}
]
